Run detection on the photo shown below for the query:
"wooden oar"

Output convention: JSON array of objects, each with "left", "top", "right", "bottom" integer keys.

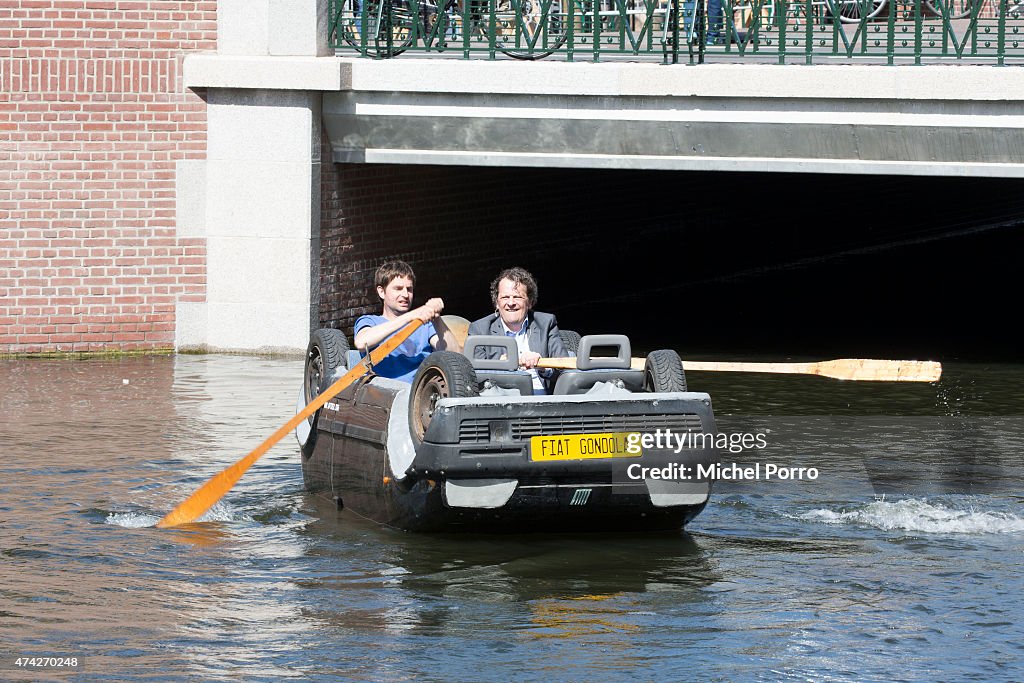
[
  {"left": 156, "top": 320, "right": 423, "bottom": 528},
  {"left": 537, "top": 356, "right": 942, "bottom": 382}
]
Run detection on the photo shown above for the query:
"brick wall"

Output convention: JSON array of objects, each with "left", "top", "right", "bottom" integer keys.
[
  {"left": 0, "top": 1, "right": 215, "bottom": 354},
  {"left": 318, "top": 156, "right": 620, "bottom": 337}
]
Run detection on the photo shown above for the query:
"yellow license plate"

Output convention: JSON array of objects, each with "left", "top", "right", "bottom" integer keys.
[{"left": 530, "top": 432, "right": 641, "bottom": 461}]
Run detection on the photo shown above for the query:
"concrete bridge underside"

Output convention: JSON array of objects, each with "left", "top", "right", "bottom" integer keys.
[
  {"left": 189, "top": 57, "right": 1024, "bottom": 178},
  {"left": 314, "top": 60, "right": 1024, "bottom": 178}
]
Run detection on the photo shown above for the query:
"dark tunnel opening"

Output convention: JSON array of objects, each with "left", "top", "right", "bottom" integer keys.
[{"left": 323, "top": 165, "right": 1024, "bottom": 361}]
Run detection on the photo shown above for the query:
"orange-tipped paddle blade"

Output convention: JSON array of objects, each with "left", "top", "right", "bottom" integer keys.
[
  {"left": 154, "top": 440, "right": 275, "bottom": 529},
  {"left": 156, "top": 320, "right": 423, "bottom": 528}
]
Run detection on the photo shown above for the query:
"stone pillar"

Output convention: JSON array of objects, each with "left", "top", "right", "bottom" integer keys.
[
  {"left": 219, "top": 0, "right": 330, "bottom": 57},
  {"left": 175, "top": 0, "right": 328, "bottom": 352}
]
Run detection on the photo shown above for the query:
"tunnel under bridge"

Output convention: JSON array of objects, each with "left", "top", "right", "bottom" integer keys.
[{"left": 177, "top": 54, "right": 1024, "bottom": 358}]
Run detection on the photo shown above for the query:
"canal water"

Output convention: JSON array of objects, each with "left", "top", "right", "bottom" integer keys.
[{"left": 1, "top": 354, "right": 1021, "bottom": 681}]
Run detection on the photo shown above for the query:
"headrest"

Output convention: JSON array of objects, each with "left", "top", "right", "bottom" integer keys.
[
  {"left": 463, "top": 335, "right": 519, "bottom": 371},
  {"left": 576, "top": 334, "right": 631, "bottom": 370}
]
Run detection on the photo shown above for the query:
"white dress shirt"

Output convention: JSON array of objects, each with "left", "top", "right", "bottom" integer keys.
[{"left": 499, "top": 316, "right": 546, "bottom": 394}]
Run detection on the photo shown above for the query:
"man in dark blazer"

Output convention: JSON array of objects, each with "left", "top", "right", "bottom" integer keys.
[{"left": 468, "top": 267, "right": 569, "bottom": 394}]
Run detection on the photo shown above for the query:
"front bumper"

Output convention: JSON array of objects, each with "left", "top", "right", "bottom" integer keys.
[{"left": 410, "top": 391, "right": 721, "bottom": 509}]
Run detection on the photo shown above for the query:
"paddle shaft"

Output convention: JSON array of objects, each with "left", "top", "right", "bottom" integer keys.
[
  {"left": 537, "top": 356, "right": 941, "bottom": 382},
  {"left": 156, "top": 320, "right": 424, "bottom": 528}
]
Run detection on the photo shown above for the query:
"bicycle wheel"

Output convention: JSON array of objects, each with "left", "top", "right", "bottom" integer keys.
[
  {"left": 834, "top": 0, "right": 886, "bottom": 22},
  {"left": 921, "top": 0, "right": 981, "bottom": 18},
  {"left": 336, "top": 0, "right": 364, "bottom": 48},
  {"left": 495, "top": 0, "right": 567, "bottom": 59},
  {"left": 338, "top": 0, "right": 417, "bottom": 57}
]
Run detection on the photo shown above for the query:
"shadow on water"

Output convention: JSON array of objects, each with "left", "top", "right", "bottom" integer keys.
[
  {"left": 294, "top": 495, "right": 723, "bottom": 638},
  {"left": 156, "top": 522, "right": 237, "bottom": 549}
]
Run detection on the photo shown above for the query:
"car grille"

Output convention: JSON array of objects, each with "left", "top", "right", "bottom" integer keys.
[{"left": 458, "top": 414, "right": 704, "bottom": 443}]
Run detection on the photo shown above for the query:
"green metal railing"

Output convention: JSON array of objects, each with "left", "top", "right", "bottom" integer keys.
[{"left": 329, "top": 0, "right": 1024, "bottom": 63}]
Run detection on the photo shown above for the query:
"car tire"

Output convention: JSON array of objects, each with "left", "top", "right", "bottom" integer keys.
[
  {"left": 560, "top": 330, "right": 581, "bottom": 355},
  {"left": 409, "top": 351, "right": 478, "bottom": 444},
  {"left": 298, "top": 328, "right": 351, "bottom": 457},
  {"left": 643, "top": 349, "right": 687, "bottom": 393}
]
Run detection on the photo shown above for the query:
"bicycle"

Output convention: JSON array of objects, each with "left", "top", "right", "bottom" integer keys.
[
  {"left": 663, "top": 0, "right": 991, "bottom": 28},
  {"left": 830, "top": 0, "right": 984, "bottom": 23},
  {"left": 334, "top": 0, "right": 567, "bottom": 59}
]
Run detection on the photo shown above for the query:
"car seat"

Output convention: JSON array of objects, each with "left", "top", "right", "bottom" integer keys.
[
  {"left": 551, "top": 334, "right": 644, "bottom": 395},
  {"left": 463, "top": 335, "right": 534, "bottom": 396}
]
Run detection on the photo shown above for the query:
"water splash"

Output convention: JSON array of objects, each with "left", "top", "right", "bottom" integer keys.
[
  {"left": 799, "top": 498, "right": 1024, "bottom": 535},
  {"left": 105, "top": 501, "right": 244, "bottom": 528},
  {"left": 196, "top": 500, "right": 244, "bottom": 523},
  {"left": 105, "top": 511, "right": 161, "bottom": 528}
]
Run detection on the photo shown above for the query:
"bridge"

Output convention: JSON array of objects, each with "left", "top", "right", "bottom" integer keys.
[{"left": 173, "top": 0, "right": 1024, "bottom": 354}]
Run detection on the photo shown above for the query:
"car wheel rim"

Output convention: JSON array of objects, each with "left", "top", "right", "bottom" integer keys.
[
  {"left": 414, "top": 368, "right": 449, "bottom": 440},
  {"left": 305, "top": 349, "right": 323, "bottom": 423}
]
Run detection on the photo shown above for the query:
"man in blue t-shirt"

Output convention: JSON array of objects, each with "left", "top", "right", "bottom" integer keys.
[{"left": 353, "top": 259, "right": 460, "bottom": 383}]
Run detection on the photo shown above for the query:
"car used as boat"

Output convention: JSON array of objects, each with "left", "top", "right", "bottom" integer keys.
[{"left": 295, "top": 323, "right": 720, "bottom": 532}]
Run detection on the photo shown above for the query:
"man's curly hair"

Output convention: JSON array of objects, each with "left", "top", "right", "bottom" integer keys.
[{"left": 490, "top": 267, "right": 538, "bottom": 309}]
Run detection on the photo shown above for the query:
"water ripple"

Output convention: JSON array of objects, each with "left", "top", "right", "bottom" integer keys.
[
  {"left": 4, "top": 355, "right": 1024, "bottom": 681},
  {"left": 798, "top": 498, "right": 1024, "bottom": 535}
]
